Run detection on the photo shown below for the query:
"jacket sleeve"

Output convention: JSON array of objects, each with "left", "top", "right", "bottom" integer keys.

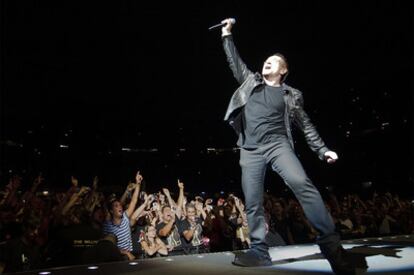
[
  {"left": 292, "top": 91, "right": 330, "bottom": 160},
  {"left": 222, "top": 35, "right": 253, "bottom": 85}
]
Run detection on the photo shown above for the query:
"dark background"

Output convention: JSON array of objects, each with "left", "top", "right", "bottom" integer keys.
[{"left": 1, "top": 1, "right": 413, "bottom": 197}]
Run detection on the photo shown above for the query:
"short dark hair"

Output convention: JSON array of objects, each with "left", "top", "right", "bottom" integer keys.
[
  {"left": 107, "top": 198, "right": 120, "bottom": 213},
  {"left": 272, "top": 53, "right": 289, "bottom": 82}
]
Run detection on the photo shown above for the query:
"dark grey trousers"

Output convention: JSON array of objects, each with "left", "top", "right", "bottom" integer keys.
[{"left": 240, "top": 136, "right": 335, "bottom": 252}]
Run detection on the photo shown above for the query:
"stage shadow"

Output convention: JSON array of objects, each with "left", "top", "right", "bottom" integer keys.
[{"left": 270, "top": 245, "right": 406, "bottom": 274}]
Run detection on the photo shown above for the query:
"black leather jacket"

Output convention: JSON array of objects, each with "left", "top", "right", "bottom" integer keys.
[{"left": 222, "top": 35, "right": 329, "bottom": 160}]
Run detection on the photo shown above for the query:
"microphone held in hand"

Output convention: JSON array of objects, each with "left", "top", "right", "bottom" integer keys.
[{"left": 208, "top": 18, "right": 236, "bottom": 30}]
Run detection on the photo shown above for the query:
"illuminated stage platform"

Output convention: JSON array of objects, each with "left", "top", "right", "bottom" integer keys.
[{"left": 24, "top": 235, "right": 414, "bottom": 275}]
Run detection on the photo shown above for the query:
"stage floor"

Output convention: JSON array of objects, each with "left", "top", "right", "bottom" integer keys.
[{"left": 21, "top": 235, "right": 414, "bottom": 275}]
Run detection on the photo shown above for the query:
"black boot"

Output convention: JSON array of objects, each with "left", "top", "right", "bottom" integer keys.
[
  {"left": 317, "top": 233, "right": 356, "bottom": 275},
  {"left": 232, "top": 248, "right": 272, "bottom": 267}
]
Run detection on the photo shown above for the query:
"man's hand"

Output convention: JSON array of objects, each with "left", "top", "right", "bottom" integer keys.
[
  {"left": 126, "top": 182, "right": 136, "bottom": 192},
  {"left": 79, "top": 186, "right": 91, "bottom": 195},
  {"left": 234, "top": 196, "right": 240, "bottom": 207},
  {"left": 170, "top": 208, "right": 176, "bottom": 222},
  {"left": 148, "top": 194, "right": 155, "bottom": 205},
  {"left": 162, "top": 188, "right": 171, "bottom": 197},
  {"left": 324, "top": 151, "right": 338, "bottom": 164},
  {"left": 92, "top": 176, "right": 99, "bottom": 190},
  {"left": 135, "top": 171, "right": 143, "bottom": 185},
  {"left": 221, "top": 18, "right": 234, "bottom": 36},
  {"left": 177, "top": 179, "right": 184, "bottom": 189},
  {"left": 195, "top": 201, "right": 203, "bottom": 211},
  {"left": 151, "top": 215, "right": 158, "bottom": 226}
]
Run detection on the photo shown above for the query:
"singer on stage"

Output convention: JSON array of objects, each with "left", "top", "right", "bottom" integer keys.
[{"left": 218, "top": 18, "right": 354, "bottom": 274}]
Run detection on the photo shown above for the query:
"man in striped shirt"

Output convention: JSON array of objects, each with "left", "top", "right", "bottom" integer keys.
[{"left": 103, "top": 172, "right": 142, "bottom": 260}]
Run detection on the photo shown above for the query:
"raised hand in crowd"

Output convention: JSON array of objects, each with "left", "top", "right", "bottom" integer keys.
[
  {"left": 92, "top": 176, "right": 99, "bottom": 190},
  {"left": 71, "top": 176, "right": 79, "bottom": 188},
  {"left": 120, "top": 182, "right": 136, "bottom": 205},
  {"left": 125, "top": 171, "right": 142, "bottom": 218},
  {"left": 83, "top": 176, "right": 100, "bottom": 213},
  {"left": 130, "top": 192, "right": 152, "bottom": 226},
  {"left": 176, "top": 179, "right": 185, "bottom": 218},
  {"left": 177, "top": 179, "right": 184, "bottom": 190},
  {"left": 11, "top": 173, "right": 43, "bottom": 211},
  {"left": 135, "top": 171, "right": 143, "bottom": 185},
  {"left": 150, "top": 214, "right": 158, "bottom": 226},
  {"left": 61, "top": 185, "right": 90, "bottom": 216},
  {"left": 195, "top": 200, "right": 207, "bottom": 220},
  {"left": 204, "top": 198, "right": 213, "bottom": 213},
  {"left": 162, "top": 187, "right": 178, "bottom": 212}
]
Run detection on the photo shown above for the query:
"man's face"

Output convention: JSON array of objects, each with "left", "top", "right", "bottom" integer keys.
[
  {"left": 186, "top": 207, "right": 196, "bottom": 222},
  {"left": 111, "top": 201, "right": 123, "bottom": 218},
  {"left": 162, "top": 206, "right": 172, "bottom": 222},
  {"left": 262, "top": 55, "right": 287, "bottom": 78},
  {"left": 25, "top": 227, "right": 39, "bottom": 243}
]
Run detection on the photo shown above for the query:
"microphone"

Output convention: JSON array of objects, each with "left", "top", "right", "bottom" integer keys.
[{"left": 208, "top": 18, "right": 236, "bottom": 30}]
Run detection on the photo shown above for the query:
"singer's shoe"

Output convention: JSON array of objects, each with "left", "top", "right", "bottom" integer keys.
[
  {"left": 232, "top": 249, "right": 272, "bottom": 267},
  {"left": 317, "top": 233, "right": 356, "bottom": 275},
  {"left": 323, "top": 247, "right": 356, "bottom": 275}
]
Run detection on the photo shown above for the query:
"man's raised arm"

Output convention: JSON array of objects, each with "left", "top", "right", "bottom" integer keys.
[{"left": 221, "top": 18, "right": 253, "bottom": 84}]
